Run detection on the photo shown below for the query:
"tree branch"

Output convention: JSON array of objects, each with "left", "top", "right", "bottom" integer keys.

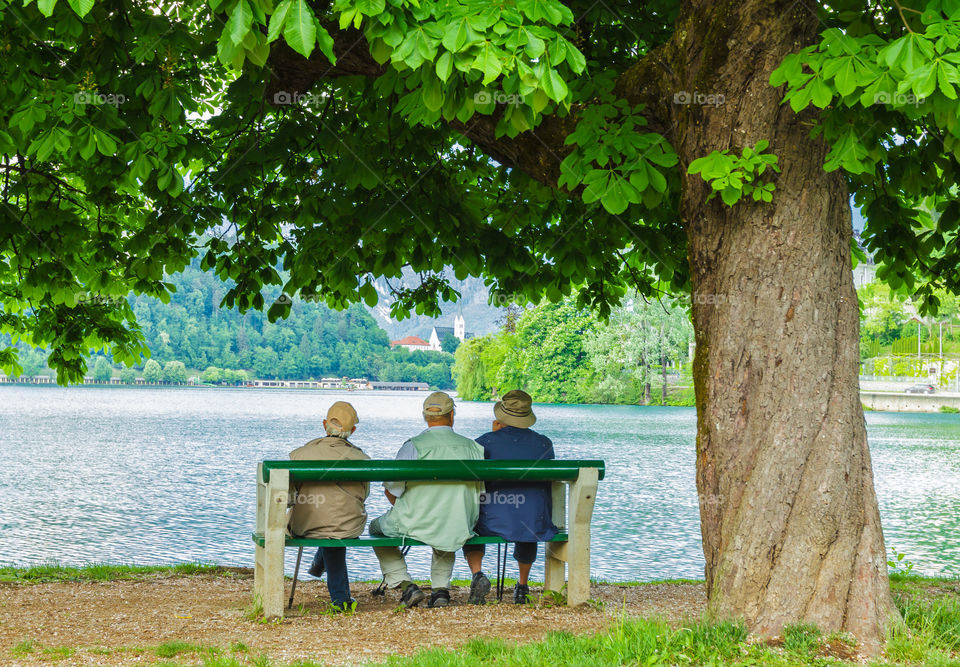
[{"left": 265, "top": 21, "right": 676, "bottom": 191}]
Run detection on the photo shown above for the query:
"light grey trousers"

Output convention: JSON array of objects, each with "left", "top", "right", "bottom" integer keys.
[{"left": 370, "top": 515, "right": 456, "bottom": 590}]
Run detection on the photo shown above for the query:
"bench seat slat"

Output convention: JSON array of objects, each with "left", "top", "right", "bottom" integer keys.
[
  {"left": 251, "top": 532, "right": 569, "bottom": 548},
  {"left": 260, "top": 459, "right": 605, "bottom": 483}
]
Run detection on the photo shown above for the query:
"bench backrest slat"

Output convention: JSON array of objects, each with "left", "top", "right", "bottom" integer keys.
[{"left": 260, "top": 459, "right": 605, "bottom": 483}]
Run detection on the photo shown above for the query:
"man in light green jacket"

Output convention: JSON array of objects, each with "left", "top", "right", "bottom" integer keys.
[{"left": 369, "top": 391, "right": 484, "bottom": 608}]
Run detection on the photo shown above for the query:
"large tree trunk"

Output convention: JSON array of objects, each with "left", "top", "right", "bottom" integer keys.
[{"left": 677, "top": 0, "right": 897, "bottom": 652}]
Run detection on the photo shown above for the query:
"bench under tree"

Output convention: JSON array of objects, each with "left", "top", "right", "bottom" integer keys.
[{"left": 253, "top": 459, "right": 605, "bottom": 617}]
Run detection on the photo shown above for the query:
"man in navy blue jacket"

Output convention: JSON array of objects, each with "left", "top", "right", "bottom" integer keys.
[{"left": 463, "top": 389, "right": 557, "bottom": 604}]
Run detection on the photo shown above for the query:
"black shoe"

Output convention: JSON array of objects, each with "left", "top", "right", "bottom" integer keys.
[
  {"left": 307, "top": 556, "right": 325, "bottom": 578},
  {"left": 468, "top": 572, "right": 491, "bottom": 605},
  {"left": 330, "top": 597, "right": 356, "bottom": 612},
  {"left": 514, "top": 583, "right": 530, "bottom": 605},
  {"left": 401, "top": 583, "right": 426, "bottom": 608},
  {"left": 428, "top": 588, "right": 450, "bottom": 608}
]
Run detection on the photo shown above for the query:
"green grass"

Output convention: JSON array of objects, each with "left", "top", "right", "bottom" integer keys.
[
  {"left": 10, "top": 639, "right": 36, "bottom": 656},
  {"left": 0, "top": 561, "right": 227, "bottom": 583},
  {"left": 155, "top": 640, "right": 220, "bottom": 658}
]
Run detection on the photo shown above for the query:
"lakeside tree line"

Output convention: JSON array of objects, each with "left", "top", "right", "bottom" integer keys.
[
  {"left": 453, "top": 297, "right": 695, "bottom": 405},
  {"left": 5, "top": 264, "right": 455, "bottom": 389}
]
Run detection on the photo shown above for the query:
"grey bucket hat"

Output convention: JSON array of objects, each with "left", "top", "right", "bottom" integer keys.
[{"left": 493, "top": 389, "right": 536, "bottom": 428}]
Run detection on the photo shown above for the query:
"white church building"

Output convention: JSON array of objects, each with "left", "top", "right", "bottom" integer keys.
[{"left": 428, "top": 314, "right": 474, "bottom": 352}]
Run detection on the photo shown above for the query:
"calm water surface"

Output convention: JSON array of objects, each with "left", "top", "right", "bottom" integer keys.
[{"left": 0, "top": 386, "right": 957, "bottom": 582}]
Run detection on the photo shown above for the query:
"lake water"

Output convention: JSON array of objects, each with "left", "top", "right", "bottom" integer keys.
[{"left": 0, "top": 386, "right": 958, "bottom": 583}]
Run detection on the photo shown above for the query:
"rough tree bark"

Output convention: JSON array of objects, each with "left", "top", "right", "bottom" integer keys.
[
  {"left": 266, "top": 0, "right": 898, "bottom": 651},
  {"left": 672, "top": 0, "right": 897, "bottom": 652}
]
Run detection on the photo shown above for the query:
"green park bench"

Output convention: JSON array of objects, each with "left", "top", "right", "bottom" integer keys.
[{"left": 252, "top": 459, "right": 606, "bottom": 617}]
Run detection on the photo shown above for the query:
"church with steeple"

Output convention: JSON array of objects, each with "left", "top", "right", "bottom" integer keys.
[{"left": 428, "top": 312, "right": 474, "bottom": 352}]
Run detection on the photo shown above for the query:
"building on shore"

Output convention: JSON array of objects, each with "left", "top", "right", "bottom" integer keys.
[
  {"left": 389, "top": 335, "right": 432, "bottom": 352},
  {"left": 428, "top": 313, "right": 474, "bottom": 352},
  {"left": 368, "top": 381, "right": 430, "bottom": 391}
]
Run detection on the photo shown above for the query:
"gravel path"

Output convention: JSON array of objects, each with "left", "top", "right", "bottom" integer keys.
[{"left": 0, "top": 570, "right": 706, "bottom": 665}]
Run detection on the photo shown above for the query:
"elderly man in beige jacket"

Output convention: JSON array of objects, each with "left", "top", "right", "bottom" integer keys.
[{"left": 287, "top": 401, "right": 369, "bottom": 610}]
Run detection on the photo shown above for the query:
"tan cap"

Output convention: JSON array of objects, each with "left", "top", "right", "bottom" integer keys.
[
  {"left": 422, "top": 391, "right": 455, "bottom": 419},
  {"left": 326, "top": 401, "right": 359, "bottom": 432},
  {"left": 494, "top": 389, "right": 536, "bottom": 428}
]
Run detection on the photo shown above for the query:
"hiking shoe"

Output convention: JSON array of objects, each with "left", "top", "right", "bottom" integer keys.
[
  {"left": 330, "top": 597, "right": 356, "bottom": 612},
  {"left": 514, "top": 583, "right": 530, "bottom": 605},
  {"left": 468, "top": 571, "right": 491, "bottom": 605},
  {"left": 428, "top": 588, "right": 450, "bottom": 608},
  {"left": 401, "top": 583, "right": 426, "bottom": 608}
]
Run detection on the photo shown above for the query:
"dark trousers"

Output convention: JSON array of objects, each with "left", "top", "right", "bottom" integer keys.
[
  {"left": 311, "top": 547, "right": 351, "bottom": 604},
  {"left": 462, "top": 541, "right": 538, "bottom": 564}
]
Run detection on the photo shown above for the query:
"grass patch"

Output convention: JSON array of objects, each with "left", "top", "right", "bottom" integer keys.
[
  {"left": 0, "top": 561, "right": 224, "bottom": 584},
  {"left": 10, "top": 639, "right": 36, "bottom": 656},
  {"left": 41, "top": 646, "right": 75, "bottom": 660},
  {"left": 155, "top": 640, "right": 220, "bottom": 658}
]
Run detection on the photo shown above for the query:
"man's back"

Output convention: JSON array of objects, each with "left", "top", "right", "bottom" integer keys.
[
  {"left": 288, "top": 436, "right": 370, "bottom": 539},
  {"left": 475, "top": 425, "right": 558, "bottom": 542},
  {"left": 384, "top": 426, "right": 484, "bottom": 552}
]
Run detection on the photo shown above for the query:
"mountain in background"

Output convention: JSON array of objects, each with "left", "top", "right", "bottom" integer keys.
[{"left": 366, "top": 270, "right": 504, "bottom": 341}]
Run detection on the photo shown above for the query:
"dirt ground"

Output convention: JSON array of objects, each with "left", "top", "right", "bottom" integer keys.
[{"left": 0, "top": 570, "right": 707, "bottom": 665}]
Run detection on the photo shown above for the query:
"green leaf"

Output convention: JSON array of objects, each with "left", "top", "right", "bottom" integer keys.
[
  {"left": 472, "top": 42, "right": 502, "bottom": 86},
  {"left": 937, "top": 61, "right": 959, "bottom": 99},
  {"left": 422, "top": 75, "right": 443, "bottom": 111},
  {"left": 565, "top": 41, "right": 586, "bottom": 73},
  {"left": 720, "top": 186, "right": 741, "bottom": 206},
  {"left": 267, "top": 0, "right": 291, "bottom": 42},
  {"left": 356, "top": 0, "right": 384, "bottom": 15},
  {"left": 78, "top": 127, "right": 96, "bottom": 160},
  {"left": 540, "top": 68, "right": 568, "bottom": 102},
  {"left": 834, "top": 58, "right": 858, "bottom": 96},
  {"left": 523, "top": 30, "right": 545, "bottom": 58},
  {"left": 810, "top": 77, "right": 833, "bottom": 108},
  {"left": 93, "top": 128, "right": 117, "bottom": 156},
  {"left": 824, "top": 129, "right": 870, "bottom": 174},
  {"left": 226, "top": 0, "right": 253, "bottom": 46},
  {"left": 284, "top": 0, "right": 317, "bottom": 58},
  {"left": 600, "top": 175, "right": 637, "bottom": 215},
  {"left": 37, "top": 0, "right": 57, "bottom": 16},
  {"left": 442, "top": 18, "right": 479, "bottom": 53},
  {"left": 66, "top": 0, "right": 93, "bottom": 18},
  {"left": 315, "top": 23, "right": 336, "bottom": 64},
  {"left": 436, "top": 51, "right": 453, "bottom": 82}
]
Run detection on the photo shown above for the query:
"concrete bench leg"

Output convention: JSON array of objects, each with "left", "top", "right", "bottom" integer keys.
[
  {"left": 544, "top": 481, "right": 566, "bottom": 594},
  {"left": 566, "top": 467, "right": 598, "bottom": 606},
  {"left": 255, "top": 466, "right": 289, "bottom": 619}
]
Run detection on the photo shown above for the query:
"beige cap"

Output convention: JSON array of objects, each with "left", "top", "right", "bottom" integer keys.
[
  {"left": 326, "top": 401, "right": 359, "bottom": 431},
  {"left": 422, "top": 391, "right": 455, "bottom": 419},
  {"left": 494, "top": 389, "right": 536, "bottom": 428}
]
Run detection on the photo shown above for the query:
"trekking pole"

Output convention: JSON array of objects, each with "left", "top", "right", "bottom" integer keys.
[{"left": 288, "top": 546, "right": 304, "bottom": 609}]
